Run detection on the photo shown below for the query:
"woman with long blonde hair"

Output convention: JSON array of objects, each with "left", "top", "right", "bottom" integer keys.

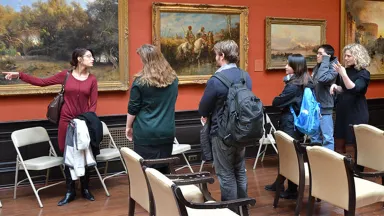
[
  {"left": 331, "top": 43, "right": 371, "bottom": 156},
  {"left": 125, "top": 44, "right": 178, "bottom": 174}
]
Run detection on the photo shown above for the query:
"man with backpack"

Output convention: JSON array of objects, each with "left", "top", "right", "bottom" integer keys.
[
  {"left": 311, "top": 44, "right": 338, "bottom": 150},
  {"left": 199, "top": 40, "right": 263, "bottom": 205}
]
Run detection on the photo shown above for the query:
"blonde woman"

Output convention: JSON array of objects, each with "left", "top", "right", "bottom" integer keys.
[
  {"left": 331, "top": 43, "right": 371, "bottom": 155},
  {"left": 125, "top": 44, "right": 178, "bottom": 174}
]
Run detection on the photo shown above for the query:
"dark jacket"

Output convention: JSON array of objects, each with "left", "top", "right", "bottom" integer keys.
[
  {"left": 312, "top": 56, "right": 338, "bottom": 114},
  {"left": 77, "top": 112, "right": 103, "bottom": 156},
  {"left": 198, "top": 67, "right": 252, "bottom": 136},
  {"left": 272, "top": 77, "right": 314, "bottom": 140}
]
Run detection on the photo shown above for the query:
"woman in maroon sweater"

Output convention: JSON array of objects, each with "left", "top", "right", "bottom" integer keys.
[{"left": 3, "top": 48, "right": 98, "bottom": 206}]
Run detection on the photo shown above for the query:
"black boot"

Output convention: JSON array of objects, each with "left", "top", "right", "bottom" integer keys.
[
  {"left": 265, "top": 177, "right": 285, "bottom": 192},
  {"left": 58, "top": 167, "right": 76, "bottom": 206},
  {"left": 280, "top": 180, "right": 298, "bottom": 199},
  {"left": 80, "top": 168, "right": 95, "bottom": 201}
]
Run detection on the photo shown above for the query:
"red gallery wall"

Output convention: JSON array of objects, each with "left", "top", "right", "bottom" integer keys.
[{"left": 0, "top": 0, "right": 383, "bottom": 122}]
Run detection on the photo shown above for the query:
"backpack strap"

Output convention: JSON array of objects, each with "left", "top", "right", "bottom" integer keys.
[
  {"left": 213, "top": 72, "right": 232, "bottom": 88},
  {"left": 240, "top": 70, "right": 246, "bottom": 85}
]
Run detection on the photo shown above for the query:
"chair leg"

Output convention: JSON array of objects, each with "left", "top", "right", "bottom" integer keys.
[
  {"left": 199, "top": 160, "right": 206, "bottom": 172},
  {"left": 295, "top": 180, "right": 305, "bottom": 216},
  {"left": 13, "top": 159, "right": 19, "bottom": 199},
  {"left": 273, "top": 174, "right": 283, "bottom": 208},
  {"left": 344, "top": 209, "right": 355, "bottom": 216},
  {"left": 94, "top": 166, "right": 110, "bottom": 196},
  {"left": 45, "top": 168, "right": 50, "bottom": 186},
  {"left": 24, "top": 169, "right": 43, "bottom": 208},
  {"left": 128, "top": 197, "right": 136, "bottom": 216},
  {"left": 182, "top": 153, "right": 194, "bottom": 173},
  {"left": 104, "top": 161, "right": 109, "bottom": 177},
  {"left": 307, "top": 196, "right": 315, "bottom": 216},
  {"left": 261, "top": 143, "right": 268, "bottom": 162},
  {"left": 253, "top": 138, "right": 264, "bottom": 169}
]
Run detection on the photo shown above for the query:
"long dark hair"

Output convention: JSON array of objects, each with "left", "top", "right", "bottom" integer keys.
[
  {"left": 70, "top": 48, "right": 94, "bottom": 68},
  {"left": 287, "top": 54, "right": 311, "bottom": 86}
]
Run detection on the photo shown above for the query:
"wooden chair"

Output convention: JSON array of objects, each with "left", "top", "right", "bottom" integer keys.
[
  {"left": 272, "top": 130, "right": 310, "bottom": 216},
  {"left": 306, "top": 146, "right": 384, "bottom": 215},
  {"left": 120, "top": 147, "right": 213, "bottom": 216},
  {"left": 145, "top": 167, "right": 256, "bottom": 216}
]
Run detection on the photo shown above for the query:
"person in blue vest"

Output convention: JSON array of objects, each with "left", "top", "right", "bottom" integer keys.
[{"left": 265, "top": 54, "right": 314, "bottom": 199}]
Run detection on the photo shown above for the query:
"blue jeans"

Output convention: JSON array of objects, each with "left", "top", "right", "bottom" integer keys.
[
  {"left": 211, "top": 136, "right": 248, "bottom": 201},
  {"left": 311, "top": 114, "right": 334, "bottom": 150}
]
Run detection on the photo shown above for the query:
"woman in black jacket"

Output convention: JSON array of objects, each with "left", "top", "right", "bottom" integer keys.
[{"left": 264, "top": 54, "right": 313, "bottom": 199}]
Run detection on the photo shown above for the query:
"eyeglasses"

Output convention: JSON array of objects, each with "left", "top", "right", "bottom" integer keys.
[{"left": 83, "top": 55, "right": 93, "bottom": 58}]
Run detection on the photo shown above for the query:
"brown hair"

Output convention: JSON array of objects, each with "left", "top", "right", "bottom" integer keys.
[
  {"left": 135, "top": 44, "right": 177, "bottom": 88},
  {"left": 213, "top": 40, "right": 239, "bottom": 64}
]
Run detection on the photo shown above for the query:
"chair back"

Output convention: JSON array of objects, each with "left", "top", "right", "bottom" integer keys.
[
  {"left": 11, "top": 126, "right": 50, "bottom": 148},
  {"left": 120, "top": 147, "right": 150, "bottom": 211},
  {"left": 101, "top": 121, "right": 110, "bottom": 136},
  {"left": 145, "top": 168, "right": 181, "bottom": 216},
  {"left": 274, "top": 131, "right": 301, "bottom": 185},
  {"left": 354, "top": 124, "right": 384, "bottom": 171},
  {"left": 306, "top": 146, "right": 350, "bottom": 210}
]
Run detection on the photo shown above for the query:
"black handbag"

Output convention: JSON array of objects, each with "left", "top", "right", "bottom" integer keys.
[{"left": 46, "top": 71, "right": 70, "bottom": 124}]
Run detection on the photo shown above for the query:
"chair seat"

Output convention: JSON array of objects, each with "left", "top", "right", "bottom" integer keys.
[
  {"left": 186, "top": 207, "right": 238, "bottom": 216},
  {"left": 96, "top": 148, "right": 120, "bottom": 161},
  {"left": 355, "top": 177, "right": 384, "bottom": 208},
  {"left": 179, "top": 185, "right": 204, "bottom": 203},
  {"left": 22, "top": 156, "right": 63, "bottom": 170},
  {"left": 172, "top": 144, "right": 191, "bottom": 155}
]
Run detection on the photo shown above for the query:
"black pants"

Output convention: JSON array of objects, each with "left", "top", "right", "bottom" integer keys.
[{"left": 134, "top": 144, "right": 173, "bottom": 174}]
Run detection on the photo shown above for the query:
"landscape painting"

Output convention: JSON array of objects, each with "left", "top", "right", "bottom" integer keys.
[
  {"left": 265, "top": 17, "right": 326, "bottom": 70},
  {"left": 341, "top": 0, "right": 384, "bottom": 80},
  {"left": 152, "top": 3, "right": 249, "bottom": 84},
  {"left": 0, "top": 0, "right": 128, "bottom": 95}
]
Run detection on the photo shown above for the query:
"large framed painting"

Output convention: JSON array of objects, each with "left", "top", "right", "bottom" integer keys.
[
  {"left": 152, "top": 3, "right": 249, "bottom": 84},
  {"left": 265, "top": 17, "right": 326, "bottom": 70},
  {"left": 341, "top": 0, "right": 384, "bottom": 80},
  {"left": 0, "top": 0, "right": 129, "bottom": 95}
]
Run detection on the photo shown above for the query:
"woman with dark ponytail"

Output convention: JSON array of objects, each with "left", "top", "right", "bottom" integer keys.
[
  {"left": 2, "top": 48, "right": 98, "bottom": 206},
  {"left": 264, "top": 54, "right": 313, "bottom": 199}
]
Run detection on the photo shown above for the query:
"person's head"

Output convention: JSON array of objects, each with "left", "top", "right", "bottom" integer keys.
[
  {"left": 316, "top": 44, "right": 335, "bottom": 63},
  {"left": 188, "top": 26, "right": 192, "bottom": 30},
  {"left": 70, "top": 48, "right": 94, "bottom": 69},
  {"left": 201, "top": 27, "right": 205, "bottom": 31},
  {"left": 286, "top": 54, "right": 311, "bottom": 86},
  {"left": 343, "top": 43, "right": 371, "bottom": 70},
  {"left": 213, "top": 40, "right": 239, "bottom": 67},
  {"left": 135, "top": 44, "right": 177, "bottom": 87}
]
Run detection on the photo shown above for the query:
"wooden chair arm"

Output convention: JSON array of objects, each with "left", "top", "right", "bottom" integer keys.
[
  {"left": 167, "top": 171, "right": 210, "bottom": 179},
  {"left": 172, "top": 177, "right": 215, "bottom": 186}
]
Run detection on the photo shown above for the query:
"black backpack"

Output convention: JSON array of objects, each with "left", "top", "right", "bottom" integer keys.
[{"left": 214, "top": 70, "right": 264, "bottom": 147}]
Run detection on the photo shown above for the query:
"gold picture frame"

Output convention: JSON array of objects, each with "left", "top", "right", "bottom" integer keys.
[
  {"left": 340, "top": 0, "right": 384, "bottom": 80},
  {"left": 0, "top": 0, "right": 129, "bottom": 95},
  {"left": 152, "top": 2, "right": 249, "bottom": 84},
  {"left": 265, "top": 17, "right": 326, "bottom": 70}
]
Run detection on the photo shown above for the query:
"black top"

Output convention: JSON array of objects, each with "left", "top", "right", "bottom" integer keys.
[
  {"left": 128, "top": 78, "right": 178, "bottom": 146},
  {"left": 334, "top": 67, "right": 370, "bottom": 144}
]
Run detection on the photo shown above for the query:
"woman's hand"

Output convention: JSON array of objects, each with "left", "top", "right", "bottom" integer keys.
[
  {"left": 330, "top": 84, "right": 340, "bottom": 95},
  {"left": 126, "top": 127, "right": 133, "bottom": 141},
  {"left": 2, "top": 72, "right": 20, "bottom": 80},
  {"left": 332, "top": 62, "right": 347, "bottom": 77}
]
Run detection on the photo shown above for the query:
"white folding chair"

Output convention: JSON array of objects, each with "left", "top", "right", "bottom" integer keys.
[
  {"left": 94, "top": 121, "right": 128, "bottom": 196},
  {"left": 253, "top": 113, "right": 278, "bottom": 169},
  {"left": 173, "top": 138, "right": 194, "bottom": 173},
  {"left": 11, "top": 126, "right": 65, "bottom": 208}
]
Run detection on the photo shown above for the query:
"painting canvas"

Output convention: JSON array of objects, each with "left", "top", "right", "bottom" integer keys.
[
  {"left": 152, "top": 3, "right": 249, "bottom": 84},
  {"left": 0, "top": 0, "right": 128, "bottom": 95},
  {"left": 341, "top": 0, "right": 384, "bottom": 80},
  {"left": 265, "top": 17, "right": 326, "bottom": 70}
]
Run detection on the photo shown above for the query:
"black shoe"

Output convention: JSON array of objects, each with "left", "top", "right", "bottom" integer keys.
[
  {"left": 279, "top": 189, "right": 298, "bottom": 199},
  {"left": 82, "top": 189, "right": 95, "bottom": 201},
  {"left": 58, "top": 190, "right": 76, "bottom": 206},
  {"left": 264, "top": 182, "right": 285, "bottom": 192}
]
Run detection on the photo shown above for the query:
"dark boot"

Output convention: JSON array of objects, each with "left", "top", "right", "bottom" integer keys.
[
  {"left": 280, "top": 180, "right": 298, "bottom": 199},
  {"left": 58, "top": 167, "right": 76, "bottom": 206},
  {"left": 80, "top": 168, "right": 95, "bottom": 201},
  {"left": 265, "top": 177, "right": 285, "bottom": 192}
]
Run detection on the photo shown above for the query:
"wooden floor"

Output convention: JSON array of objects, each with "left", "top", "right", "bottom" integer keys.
[{"left": 1, "top": 147, "right": 384, "bottom": 216}]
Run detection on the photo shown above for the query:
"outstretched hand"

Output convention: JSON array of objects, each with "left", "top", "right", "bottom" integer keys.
[
  {"left": 2, "top": 72, "right": 19, "bottom": 80},
  {"left": 332, "top": 62, "right": 347, "bottom": 77}
]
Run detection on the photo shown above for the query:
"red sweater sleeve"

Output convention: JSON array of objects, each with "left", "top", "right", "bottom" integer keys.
[
  {"left": 89, "top": 76, "right": 98, "bottom": 112},
  {"left": 19, "top": 70, "right": 68, "bottom": 87}
]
